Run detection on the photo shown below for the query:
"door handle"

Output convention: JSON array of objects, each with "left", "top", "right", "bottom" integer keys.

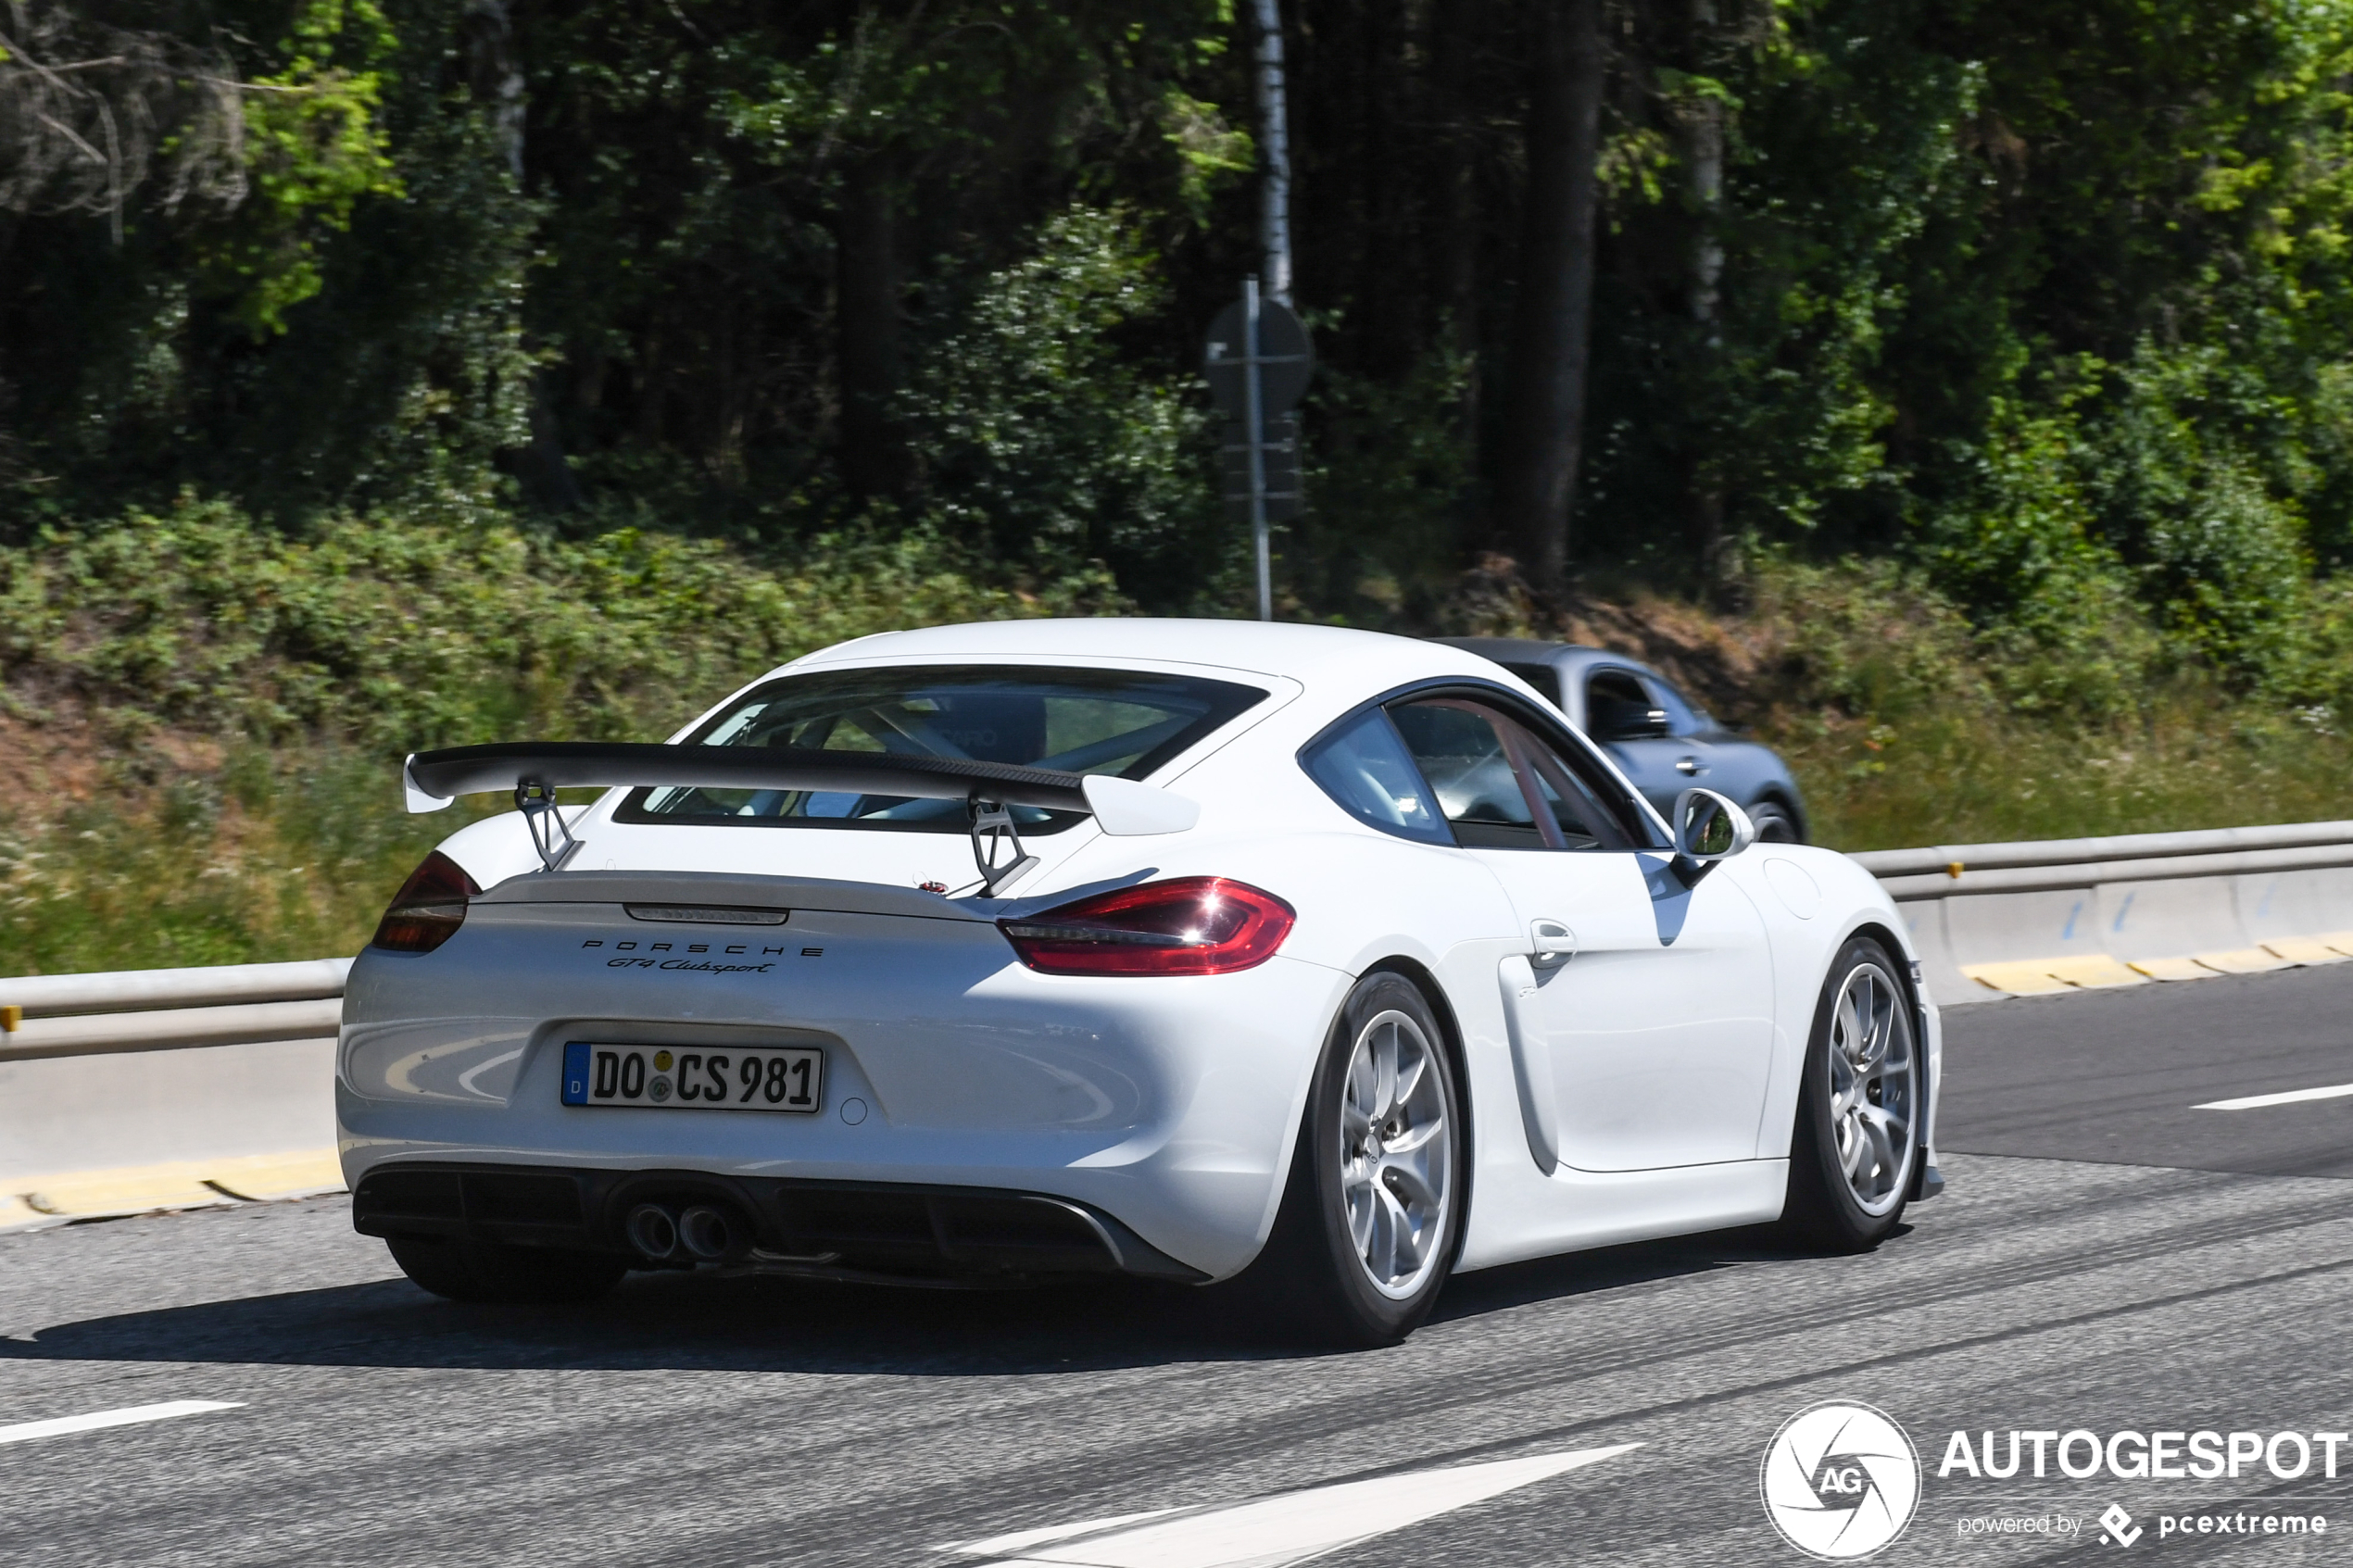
[
  {"left": 1675, "top": 756, "right": 1703, "bottom": 775},
  {"left": 1529, "top": 919, "right": 1577, "bottom": 968}
]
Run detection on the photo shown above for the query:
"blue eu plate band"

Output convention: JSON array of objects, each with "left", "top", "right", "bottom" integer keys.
[{"left": 561, "top": 1041, "right": 593, "bottom": 1105}]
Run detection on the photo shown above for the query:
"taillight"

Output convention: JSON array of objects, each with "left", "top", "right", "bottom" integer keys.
[
  {"left": 371, "top": 851, "right": 480, "bottom": 953},
  {"left": 1000, "top": 877, "right": 1295, "bottom": 976}
]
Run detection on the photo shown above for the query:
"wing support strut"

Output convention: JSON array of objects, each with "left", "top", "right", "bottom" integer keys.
[
  {"left": 517, "top": 782, "right": 584, "bottom": 872},
  {"left": 969, "top": 791, "right": 1038, "bottom": 895}
]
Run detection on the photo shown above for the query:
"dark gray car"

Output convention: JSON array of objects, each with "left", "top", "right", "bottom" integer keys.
[{"left": 1432, "top": 637, "right": 1809, "bottom": 842}]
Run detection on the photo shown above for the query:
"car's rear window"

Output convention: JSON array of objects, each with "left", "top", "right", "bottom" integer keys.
[
  {"left": 616, "top": 664, "right": 1265, "bottom": 832},
  {"left": 1503, "top": 662, "right": 1561, "bottom": 706}
]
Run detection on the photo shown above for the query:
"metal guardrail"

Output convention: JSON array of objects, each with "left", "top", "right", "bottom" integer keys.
[
  {"left": 0, "top": 959, "right": 349, "bottom": 1062},
  {"left": 1858, "top": 820, "right": 2353, "bottom": 1004},
  {"left": 1850, "top": 820, "right": 2353, "bottom": 898}
]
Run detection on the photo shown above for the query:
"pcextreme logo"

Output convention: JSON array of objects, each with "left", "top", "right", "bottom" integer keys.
[{"left": 1761, "top": 1400, "right": 1922, "bottom": 1560}]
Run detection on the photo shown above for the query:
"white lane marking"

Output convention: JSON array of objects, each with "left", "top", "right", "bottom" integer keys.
[
  {"left": 2195, "top": 1082, "right": 2353, "bottom": 1110},
  {"left": 942, "top": 1442, "right": 1641, "bottom": 1568},
  {"left": 0, "top": 1400, "right": 243, "bottom": 1447},
  {"left": 937, "top": 1512, "right": 1186, "bottom": 1556}
]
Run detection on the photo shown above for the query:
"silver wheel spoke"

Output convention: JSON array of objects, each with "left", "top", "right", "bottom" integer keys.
[
  {"left": 1376, "top": 1185, "right": 1416, "bottom": 1277},
  {"left": 1840, "top": 1117, "right": 1868, "bottom": 1177},
  {"left": 1382, "top": 1155, "right": 1441, "bottom": 1209},
  {"left": 1348, "top": 1051, "right": 1380, "bottom": 1123},
  {"left": 1857, "top": 1105, "right": 1897, "bottom": 1181},
  {"left": 1345, "top": 1173, "right": 1376, "bottom": 1253},
  {"left": 1389, "top": 1047, "right": 1427, "bottom": 1114},
  {"left": 1383, "top": 1117, "right": 1442, "bottom": 1156}
]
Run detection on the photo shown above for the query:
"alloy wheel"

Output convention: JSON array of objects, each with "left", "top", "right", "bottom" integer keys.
[
  {"left": 1827, "top": 962, "right": 1916, "bottom": 1216},
  {"left": 1338, "top": 1008, "right": 1453, "bottom": 1298}
]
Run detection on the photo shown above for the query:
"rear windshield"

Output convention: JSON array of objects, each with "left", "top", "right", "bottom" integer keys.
[{"left": 616, "top": 664, "right": 1265, "bottom": 832}]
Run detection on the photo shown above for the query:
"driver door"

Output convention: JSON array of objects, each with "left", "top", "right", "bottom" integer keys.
[{"left": 1388, "top": 696, "right": 1777, "bottom": 1172}]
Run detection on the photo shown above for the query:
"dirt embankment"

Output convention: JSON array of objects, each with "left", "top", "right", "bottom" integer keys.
[
  {"left": 1441, "top": 553, "right": 1792, "bottom": 727},
  {"left": 0, "top": 704, "right": 227, "bottom": 813}
]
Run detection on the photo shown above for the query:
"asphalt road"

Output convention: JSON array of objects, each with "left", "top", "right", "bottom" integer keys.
[
  {"left": 1936, "top": 963, "right": 2353, "bottom": 1179},
  {"left": 5, "top": 969, "right": 2351, "bottom": 1566}
]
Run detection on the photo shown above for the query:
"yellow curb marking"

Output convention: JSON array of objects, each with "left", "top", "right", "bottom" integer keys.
[
  {"left": 2125, "top": 957, "right": 2221, "bottom": 982},
  {"left": 4, "top": 1149, "right": 343, "bottom": 1224},
  {"left": 2260, "top": 933, "right": 2353, "bottom": 964},
  {"left": 1962, "top": 956, "right": 2148, "bottom": 994},
  {"left": 2190, "top": 947, "right": 2297, "bottom": 975}
]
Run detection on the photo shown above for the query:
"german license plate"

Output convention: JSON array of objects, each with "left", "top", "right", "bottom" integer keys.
[{"left": 561, "top": 1042, "right": 823, "bottom": 1113}]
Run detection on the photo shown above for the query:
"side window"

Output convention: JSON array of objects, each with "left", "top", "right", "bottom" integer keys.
[
  {"left": 1300, "top": 709, "right": 1453, "bottom": 845},
  {"left": 1584, "top": 669, "right": 1666, "bottom": 740},
  {"left": 1516, "top": 734, "right": 1636, "bottom": 851},
  {"left": 1388, "top": 700, "right": 1548, "bottom": 848}
]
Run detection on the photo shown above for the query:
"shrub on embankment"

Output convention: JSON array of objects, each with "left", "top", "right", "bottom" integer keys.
[
  {"left": 5, "top": 500, "right": 2353, "bottom": 974},
  {"left": 0, "top": 499, "right": 1115, "bottom": 972}
]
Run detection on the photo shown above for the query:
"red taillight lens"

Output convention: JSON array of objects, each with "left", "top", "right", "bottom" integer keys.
[
  {"left": 371, "top": 851, "right": 480, "bottom": 954},
  {"left": 1000, "top": 876, "right": 1296, "bottom": 976}
]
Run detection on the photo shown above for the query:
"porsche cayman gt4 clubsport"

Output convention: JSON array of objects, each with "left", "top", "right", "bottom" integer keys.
[{"left": 342, "top": 620, "right": 1943, "bottom": 1345}]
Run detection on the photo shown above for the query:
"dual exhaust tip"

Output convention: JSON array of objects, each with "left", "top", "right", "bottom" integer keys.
[{"left": 625, "top": 1201, "right": 746, "bottom": 1264}]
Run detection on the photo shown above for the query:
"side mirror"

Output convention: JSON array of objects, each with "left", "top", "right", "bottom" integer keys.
[{"left": 1674, "top": 788, "right": 1756, "bottom": 862}]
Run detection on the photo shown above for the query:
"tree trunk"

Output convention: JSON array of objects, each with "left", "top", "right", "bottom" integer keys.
[
  {"left": 1433, "top": 0, "right": 1483, "bottom": 530},
  {"left": 463, "top": 0, "right": 526, "bottom": 182},
  {"left": 837, "top": 150, "right": 907, "bottom": 505},
  {"left": 467, "top": 0, "right": 580, "bottom": 510},
  {"left": 1684, "top": 0, "right": 1729, "bottom": 593},
  {"left": 1497, "top": 0, "right": 1604, "bottom": 592}
]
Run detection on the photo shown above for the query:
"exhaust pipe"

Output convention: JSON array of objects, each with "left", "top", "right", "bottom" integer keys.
[
  {"left": 678, "top": 1205, "right": 741, "bottom": 1261},
  {"left": 625, "top": 1203, "right": 680, "bottom": 1261}
]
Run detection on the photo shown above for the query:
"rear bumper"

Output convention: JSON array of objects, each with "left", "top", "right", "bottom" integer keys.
[
  {"left": 352, "top": 1161, "right": 1207, "bottom": 1286},
  {"left": 337, "top": 929, "right": 1350, "bottom": 1281}
]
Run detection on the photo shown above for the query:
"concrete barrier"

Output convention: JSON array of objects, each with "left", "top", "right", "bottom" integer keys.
[
  {"left": 0, "top": 960, "right": 348, "bottom": 1230},
  {"left": 1853, "top": 822, "right": 2353, "bottom": 1007}
]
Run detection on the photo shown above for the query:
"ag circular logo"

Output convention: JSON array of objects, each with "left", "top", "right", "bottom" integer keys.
[{"left": 1759, "top": 1400, "right": 1919, "bottom": 1560}]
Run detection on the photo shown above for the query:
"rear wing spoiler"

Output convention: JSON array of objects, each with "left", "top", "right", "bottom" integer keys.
[{"left": 400, "top": 741, "right": 1198, "bottom": 892}]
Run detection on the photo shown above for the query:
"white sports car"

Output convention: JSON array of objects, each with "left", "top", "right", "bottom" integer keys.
[{"left": 341, "top": 619, "right": 1942, "bottom": 1344}]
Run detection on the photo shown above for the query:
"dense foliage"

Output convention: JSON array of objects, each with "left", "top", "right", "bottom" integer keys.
[
  {"left": 0, "top": 499, "right": 1113, "bottom": 747},
  {"left": 11, "top": 1, "right": 2353, "bottom": 972},
  {"left": 7, "top": 3, "right": 2353, "bottom": 647},
  {"left": 7, "top": 1, "right": 2353, "bottom": 661}
]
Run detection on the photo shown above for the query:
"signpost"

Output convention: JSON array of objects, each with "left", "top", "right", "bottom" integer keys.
[{"left": 1203, "top": 278, "right": 1314, "bottom": 621}]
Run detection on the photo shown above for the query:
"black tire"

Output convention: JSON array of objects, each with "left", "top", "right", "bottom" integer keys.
[
  {"left": 385, "top": 1234, "right": 627, "bottom": 1305},
  {"left": 1235, "top": 971, "right": 1466, "bottom": 1348},
  {"left": 1748, "top": 799, "right": 1803, "bottom": 843},
  {"left": 1781, "top": 937, "right": 1919, "bottom": 1250}
]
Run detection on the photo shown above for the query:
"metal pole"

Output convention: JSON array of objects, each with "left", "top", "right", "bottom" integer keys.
[
  {"left": 1245, "top": 276, "right": 1271, "bottom": 621},
  {"left": 1253, "top": 0, "right": 1292, "bottom": 305}
]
